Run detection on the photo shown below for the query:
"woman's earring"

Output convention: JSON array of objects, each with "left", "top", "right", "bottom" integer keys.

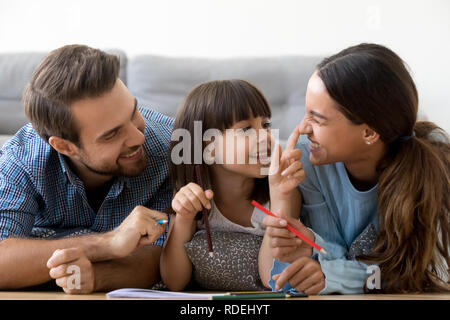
[{"left": 366, "top": 141, "right": 372, "bottom": 145}]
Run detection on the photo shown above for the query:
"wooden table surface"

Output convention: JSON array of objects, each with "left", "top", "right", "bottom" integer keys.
[{"left": 0, "top": 291, "right": 448, "bottom": 300}]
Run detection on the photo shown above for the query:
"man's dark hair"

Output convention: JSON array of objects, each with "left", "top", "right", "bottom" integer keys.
[{"left": 23, "top": 44, "right": 120, "bottom": 145}]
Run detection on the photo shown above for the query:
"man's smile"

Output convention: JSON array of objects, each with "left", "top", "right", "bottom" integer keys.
[{"left": 119, "top": 146, "right": 143, "bottom": 161}]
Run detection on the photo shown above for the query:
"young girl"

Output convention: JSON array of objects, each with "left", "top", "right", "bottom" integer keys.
[{"left": 160, "top": 79, "right": 305, "bottom": 291}]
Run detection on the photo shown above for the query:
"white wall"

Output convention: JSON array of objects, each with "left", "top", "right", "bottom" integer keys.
[{"left": 1, "top": 0, "right": 449, "bottom": 132}]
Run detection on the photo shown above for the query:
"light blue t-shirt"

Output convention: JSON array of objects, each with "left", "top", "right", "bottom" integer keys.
[{"left": 269, "top": 135, "right": 379, "bottom": 294}]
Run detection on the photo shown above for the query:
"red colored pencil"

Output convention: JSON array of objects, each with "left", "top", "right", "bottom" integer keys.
[
  {"left": 252, "top": 200, "right": 327, "bottom": 255},
  {"left": 195, "top": 165, "right": 214, "bottom": 257}
]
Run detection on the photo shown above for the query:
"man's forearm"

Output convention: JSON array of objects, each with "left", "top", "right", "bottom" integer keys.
[
  {"left": 93, "top": 245, "right": 162, "bottom": 292},
  {"left": 0, "top": 233, "right": 113, "bottom": 289}
]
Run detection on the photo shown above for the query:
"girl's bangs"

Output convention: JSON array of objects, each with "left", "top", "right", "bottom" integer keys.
[{"left": 208, "top": 80, "right": 272, "bottom": 130}]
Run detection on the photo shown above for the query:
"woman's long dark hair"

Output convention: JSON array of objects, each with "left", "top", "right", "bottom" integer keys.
[{"left": 317, "top": 43, "right": 449, "bottom": 293}]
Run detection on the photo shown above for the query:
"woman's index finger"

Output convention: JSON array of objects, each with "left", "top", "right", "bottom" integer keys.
[{"left": 285, "top": 126, "right": 301, "bottom": 152}]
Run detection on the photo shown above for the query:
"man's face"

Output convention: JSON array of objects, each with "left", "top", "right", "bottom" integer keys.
[{"left": 70, "top": 79, "right": 147, "bottom": 177}]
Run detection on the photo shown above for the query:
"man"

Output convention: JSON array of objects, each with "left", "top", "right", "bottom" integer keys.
[{"left": 0, "top": 45, "right": 173, "bottom": 293}]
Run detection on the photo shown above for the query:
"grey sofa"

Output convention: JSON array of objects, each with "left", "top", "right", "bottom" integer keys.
[{"left": 0, "top": 49, "right": 322, "bottom": 147}]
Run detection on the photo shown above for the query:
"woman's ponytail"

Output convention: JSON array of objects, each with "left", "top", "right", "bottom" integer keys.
[{"left": 366, "top": 121, "right": 450, "bottom": 292}]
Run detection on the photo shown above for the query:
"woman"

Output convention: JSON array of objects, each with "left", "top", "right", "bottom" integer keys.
[{"left": 259, "top": 43, "right": 449, "bottom": 294}]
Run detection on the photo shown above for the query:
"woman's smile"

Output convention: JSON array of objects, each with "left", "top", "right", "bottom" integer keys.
[{"left": 308, "top": 139, "right": 322, "bottom": 154}]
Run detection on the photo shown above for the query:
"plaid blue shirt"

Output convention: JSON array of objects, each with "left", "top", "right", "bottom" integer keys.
[{"left": 0, "top": 107, "right": 173, "bottom": 245}]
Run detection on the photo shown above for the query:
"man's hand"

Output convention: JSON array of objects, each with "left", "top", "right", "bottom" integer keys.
[
  {"left": 272, "top": 256, "right": 325, "bottom": 295},
  {"left": 47, "top": 248, "right": 94, "bottom": 294},
  {"left": 108, "top": 206, "right": 167, "bottom": 259},
  {"left": 263, "top": 210, "right": 314, "bottom": 263}
]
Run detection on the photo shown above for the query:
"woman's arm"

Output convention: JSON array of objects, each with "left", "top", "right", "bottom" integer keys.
[{"left": 270, "top": 231, "right": 371, "bottom": 294}]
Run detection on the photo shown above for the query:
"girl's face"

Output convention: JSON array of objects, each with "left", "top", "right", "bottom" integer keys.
[
  {"left": 299, "top": 72, "right": 372, "bottom": 166},
  {"left": 213, "top": 116, "right": 272, "bottom": 178}
]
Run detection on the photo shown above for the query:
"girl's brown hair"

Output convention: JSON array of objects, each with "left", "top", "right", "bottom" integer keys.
[
  {"left": 317, "top": 43, "right": 449, "bottom": 293},
  {"left": 169, "top": 79, "right": 272, "bottom": 210}
]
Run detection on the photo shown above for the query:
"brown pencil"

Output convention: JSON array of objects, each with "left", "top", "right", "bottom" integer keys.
[{"left": 194, "top": 165, "right": 214, "bottom": 257}]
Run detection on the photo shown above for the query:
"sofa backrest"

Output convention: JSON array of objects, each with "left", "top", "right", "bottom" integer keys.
[
  {"left": 127, "top": 55, "right": 322, "bottom": 140},
  {"left": 0, "top": 52, "right": 47, "bottom": 135},
  {"left": 0, "top": 50, "right": 321, "bottom": 141},
  {"left": 0, "top": 49, "right": 127, "bottom": 135}
]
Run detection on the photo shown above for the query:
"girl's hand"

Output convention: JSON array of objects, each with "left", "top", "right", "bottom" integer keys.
[
  {"left": 272, "top": 256, "right": 325, "bottom": 295},
  {"left": 263, "top": 210, "right": 314, "bottom": 262},
  {"left": 171, "top": 183, "right": 214, "bottom": 221},
  {"left": 269, "top": 126, "right": 305, "bottom": 198}
]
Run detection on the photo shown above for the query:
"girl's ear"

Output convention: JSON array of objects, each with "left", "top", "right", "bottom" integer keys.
[{"left": 362, "top": 127, "right": 380, "bottom": 145}]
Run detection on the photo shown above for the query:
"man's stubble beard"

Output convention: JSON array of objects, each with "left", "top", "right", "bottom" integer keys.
[{"left": 81, "top": 151, "right": 148, "bottom": 177}]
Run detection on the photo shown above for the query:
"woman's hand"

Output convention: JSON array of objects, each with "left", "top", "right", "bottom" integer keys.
[
  {"left": 272, "top": 256, "right": 325, "bottom": 295},
  {"left": 263, "top": 210, "right": 314, "bottom": 262},
  {"left": 269, "top": 125, "right": 305, "bottom": 199},
  {"left": 171, "top": 182, "right": 214, "bottom": 222}
]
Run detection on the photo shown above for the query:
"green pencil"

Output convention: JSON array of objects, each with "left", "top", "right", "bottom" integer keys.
[{"left": 212, "top": 292, "right": 290, "bottom": 300}]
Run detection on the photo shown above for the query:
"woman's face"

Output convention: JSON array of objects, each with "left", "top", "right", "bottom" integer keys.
[{"left": 299, "top": 72, "right": 371, "bottom": 166}]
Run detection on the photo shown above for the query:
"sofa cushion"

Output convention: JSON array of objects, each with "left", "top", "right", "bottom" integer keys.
[{"left": 127, "top": 55, "right": 322, "bottom": 140}]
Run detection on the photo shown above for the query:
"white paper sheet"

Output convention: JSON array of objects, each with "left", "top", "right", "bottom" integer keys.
[{"left": 106, "top": 288, "right": 224, "bottom": 300}]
